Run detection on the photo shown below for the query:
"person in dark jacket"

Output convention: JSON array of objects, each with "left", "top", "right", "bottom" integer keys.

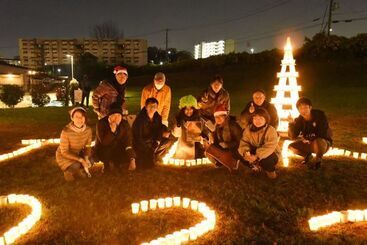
[
  {"left": 206, "top": 104, "right": 243, "bottom": 168},
  {"left": 197, "top": 75, "right": 230, "bottom": 123},
  {"left": 172, "top": 95, "right": 206, "bottom": 159},
  {"left": 81, "top": 74, "right": 92, "bottom": 107},
  {"left": 94, "top": 102, "right": 136, "bottom": 172},
  {"left": 288, "top": 97, "right": 332, "bottom": 169},
  {"left": 240, "top": 89, "right": 279, "bottom": 129},
  {"left": 132, "top": 97, "right": 173, "bottom": 168},
  {"left": 92, "top": 66, "right": 128, "bottom": 119}
]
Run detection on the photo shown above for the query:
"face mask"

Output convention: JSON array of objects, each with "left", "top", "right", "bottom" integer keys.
[{"left": 154, "top": 82, "right": 164, "bottom": 90}]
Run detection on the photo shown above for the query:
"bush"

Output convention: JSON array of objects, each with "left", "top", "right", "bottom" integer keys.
[
  {"left": 31, "top": 84, "right": 50, "bottom": 107},
  {"left": 0, "top": 85, "right": 25, "bottom": 108}
]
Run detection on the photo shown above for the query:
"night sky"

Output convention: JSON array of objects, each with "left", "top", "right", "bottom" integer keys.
[{"left": 1, "top": 0, "right": 366, "bottom": 58}]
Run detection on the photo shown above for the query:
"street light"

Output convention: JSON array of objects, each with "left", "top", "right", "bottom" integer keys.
[
  {"left": 57, "top": 68, "right": 61, "bottom": 74},
  {"left": 250, "top": 48, "right": 255, "bottom": 54},
  {"left": 66, "top": 54, "right": 74, "bottom": 79}
]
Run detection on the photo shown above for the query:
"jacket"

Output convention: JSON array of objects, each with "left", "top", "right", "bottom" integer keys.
[
  {"left": 140, "top": 83, "right": 171, "bottom": 122},
  {"left": 238, "top": 124, "right": 280, "bottom": 160},
  {"left": 288, "top": 109, "right": 332, "bottom": 144},
  {"left": 197, "top": 87, "right": 230, "bottom": 120},
  {"left": 92, "top": 80, "right": 126, "bottom": 119},
  {"left": 95, "top": 117, "right": 136, "bottom": 160}
]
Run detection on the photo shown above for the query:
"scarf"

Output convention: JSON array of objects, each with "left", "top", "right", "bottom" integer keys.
[{"left": 68, "top": 122, "right": 87, "bottom": 133}]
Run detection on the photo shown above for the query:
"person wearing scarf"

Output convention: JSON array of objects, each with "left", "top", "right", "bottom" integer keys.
[
  {"left": 238, "top": 108, "right": 280, "bottom": 179},
  {"left": 56, "top": 107, "right": 92, "bottom": 181},
  {"left": 92, "top": 66, "right": 128, "bottom": 119}
]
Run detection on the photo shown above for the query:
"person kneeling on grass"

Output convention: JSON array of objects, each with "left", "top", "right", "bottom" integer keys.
[
  {"left": 132, "top": 97, "right": 173, "bottom": 168},
  {"left": 238, "top": 108, "right": 280, "bottom": 179},
  {"left": 56, "top": 106, "right": 93, "bottom": 182},
  {"left": 94, "top": 102, "right": 136, "bottom": 172},
  {"left": 288, "top": 97, "right": 332, "bottom": 170},
  {"left": 205, "top": 104, "right": 243, "bottom": 169}
]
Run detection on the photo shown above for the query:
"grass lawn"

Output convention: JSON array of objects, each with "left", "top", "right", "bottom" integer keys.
[{"left": 1, "top": 80, "right": 367, "bottom": 244}]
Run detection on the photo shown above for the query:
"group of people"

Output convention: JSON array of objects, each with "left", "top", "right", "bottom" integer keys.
[{"left": 56, "top": 66, "right": 332, "bottom": 181}]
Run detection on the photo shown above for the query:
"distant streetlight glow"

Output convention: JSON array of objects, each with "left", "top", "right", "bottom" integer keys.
[{"left": 250, "top": 48, "right": 255, "bottom": 54}]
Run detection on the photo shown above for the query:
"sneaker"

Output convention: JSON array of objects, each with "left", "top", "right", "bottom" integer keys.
[
  {"left": 64, "top": 171, "right": 75, "bottom": 182},
  {"left": 301, "top": 154, "right": 313, "bottom": 165}
]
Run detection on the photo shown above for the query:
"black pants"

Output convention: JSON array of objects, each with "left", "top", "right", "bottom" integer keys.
[
  {"left": 240, "top": 152, "right": 278, "bottom": 172},
  {"left": 135, "top": 137, "right": 175, "bottom": 168},
  {"left": 289, "top": 138, "right": 330, "bottom": 159},
  {"left": 95, "top": 146, "right": 129, "bottom": 170}
]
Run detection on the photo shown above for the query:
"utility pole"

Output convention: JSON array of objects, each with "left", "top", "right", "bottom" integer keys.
[
  {"left": 165, "top": 28, "right": 169, "bottom": 51},
  {"left": 327, "top": 0, "right": 334, "bottom": 36}
]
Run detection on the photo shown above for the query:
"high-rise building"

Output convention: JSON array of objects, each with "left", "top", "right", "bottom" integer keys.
[
  {"left": 194, "top": 39, "right": 235, "bottom": 59},
  {"left": 19, "top": 38, "right": 148, "bottom": 69}
]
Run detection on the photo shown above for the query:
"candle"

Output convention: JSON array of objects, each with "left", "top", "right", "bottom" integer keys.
[
  {"left": 173, "top": 197, "right": 181, "bottom": 207},
  {"left": 140, "top": 201, "right": 149, "bottom": 212},
  {"left": 149, "top": 199, "right": 157, "bottom": 210},
  {"left": 157, "top": 198, "right": 165, "bottom": 209},
  {"left": 179, "top": 160, "right": 185, "bottom": 166},
  {"left": 185, "top": 161, "right": 191, "bottom": 167},
  {"left": 191, "top": 200, "right": 199, "bottom": 211},
  {"left": 180, "top": 229, "right": 190, "bottom": 242},
  {"left": 165, "top": 197, "right": 173, "bottom": 208},
  {"left": 361, "top": 153, "right": 367, "bottom": 160},
  {"left": 189, "top": 227, "right": 198, "bottom": 240},
  {"left": 182, "top": 198, "right": 191, "bottom": 208},
  {"left": 353, "top": 152, "right": 359, "bottom": 159},
  {"left": 131, "top": 203, "right": 139, "bottom": 214}
]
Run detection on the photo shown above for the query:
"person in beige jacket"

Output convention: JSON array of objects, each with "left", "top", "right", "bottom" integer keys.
[
  {"left": 140, "top": 72, "right": 171, "bottom": 126},
  {"left": 56, "top": 107, "right": 93, "bottom": 181},
  {"left": 238, "top": 108, "right": 280, "bottom": 179}
]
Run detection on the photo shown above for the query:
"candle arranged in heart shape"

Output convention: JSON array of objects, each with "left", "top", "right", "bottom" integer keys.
[
  {"left": 131, "top": 196, "right": 216, "bottom": 244},
  {"left": 0, "top": 194, "right": 42, "bottom": 245}
]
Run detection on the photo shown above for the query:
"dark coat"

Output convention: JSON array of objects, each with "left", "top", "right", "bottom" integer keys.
[
  {"left": 288, "top": 109, "right": 332, "bottom": 144},
  {"left": 132, "top": 108, "right": 167, "bottom": 153},
  {"left": 240, "top": 100, "right": 279, "bottom": 129},
  {"left": 213, "top": 116, "right": 243, "bottom": 152},
  {"left": 95, "top": 116, "right": 135, "bottom": 160},
  {"left": 197, "top": 87, "right": 230, "bottom": 121}
]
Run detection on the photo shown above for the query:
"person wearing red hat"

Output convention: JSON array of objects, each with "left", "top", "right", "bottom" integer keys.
[
  {"left": 205, "top": 104, "right": 242, "bottom": 168},
  {"left": 92, "top": 66, "right": 129, "bottom": 119}
]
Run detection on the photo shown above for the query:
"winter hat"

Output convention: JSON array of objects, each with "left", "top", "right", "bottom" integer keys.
[
  {"left": 214, "top": 104, "right": 228, "bottom": 117},
  {"left": 69, "top": 106, "right": 87, "bottom": 118},
  {"left": 113, "top": 66, "right": 128, "bottom": 76},
  {"left": 252, "top": 108, "right": 270, "bottom": 124},
  {"left": 108, "top": 101, "right": 123, "bottom": 116},
  {"left": 178, "top": 95, "right": 198, "bottom": 109}
]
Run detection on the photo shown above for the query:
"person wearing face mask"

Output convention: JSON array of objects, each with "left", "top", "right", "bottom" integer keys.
[
  {"left": 94, "top": 102, "right": 136, "bottom": 172},
  {"left": 92, "top": 66, "right": 129, "bottom": 119},
  {"left": 288, "top": 97, "right": 332, "bottom": 169},
  {"left": 140, "top": 72, "right": 171, "bottom": 127},
  {"left": 197, "top": 75, "right": 230, "bottom": 123},
  {"left": 238, "top": 108, "right": 280, "bottom": 179},
  {"left": 133, "top": 98, "right": 173, "bottom": 168},
  {"left": 56, "top": 107, "right": 93, "bottom": 181},
  {"left": 239, "top": 89, "right": 279, "bottom": 129}
]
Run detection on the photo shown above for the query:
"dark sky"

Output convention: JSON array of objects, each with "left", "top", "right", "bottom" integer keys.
[{"left": 1, "top": 0, "right": 366, "bottom": 58}]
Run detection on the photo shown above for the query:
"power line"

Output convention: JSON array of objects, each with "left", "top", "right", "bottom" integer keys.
[{"left": 171, "top": 0, "right": 292, "bottom": 32}]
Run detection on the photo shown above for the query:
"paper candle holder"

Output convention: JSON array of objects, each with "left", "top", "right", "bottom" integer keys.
[
  {"left": 130, "top": 196, "right": 216, "bottom": 244},
  {"left": 0, "top": 194, "right": 42, "bottom": 245},
  {"left": 308, "top": 209, "right": 367, "bottom": 231}
]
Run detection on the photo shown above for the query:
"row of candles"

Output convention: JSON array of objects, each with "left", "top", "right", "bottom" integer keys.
[
  {"left": 308, "top": 209, "right": 367, "bottom": 231},
  {"left": 0, "top": 143, "right": 43, "bottom": 163},
  {"left": 161, "top": 142, "right": 213, "bottom": 167},
  {"left": 282, "top": 139, "right": 367, "bottom": 167},
  {"left": 131, "top": 197, "right": 216, "bottom": 245},
  {"left": 0, "top": 194, "right": 42, "bottom": 245}
]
